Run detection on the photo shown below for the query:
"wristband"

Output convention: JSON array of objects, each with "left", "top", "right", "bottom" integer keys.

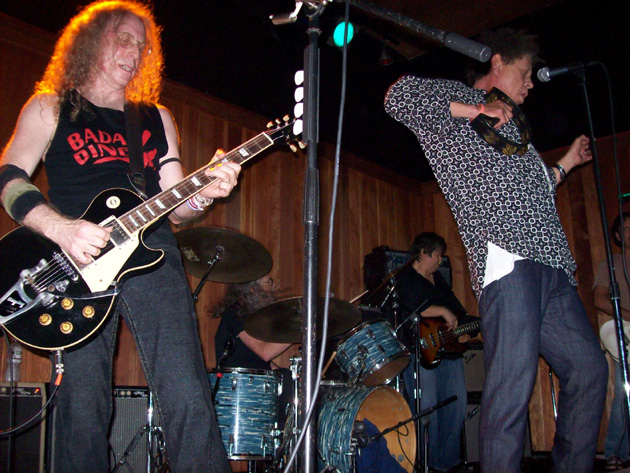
[
  {"left": 187, "top": 194, "right": 213, "bottom": 212},
  {"left": 554, "top": 163, "right": 567, "bottom": 182},
  {"left": 0, "top": 164, "right": 30, "bottom": 195},
  {"left": 3, "top": 182, "right": 47, "bottom": 222}
]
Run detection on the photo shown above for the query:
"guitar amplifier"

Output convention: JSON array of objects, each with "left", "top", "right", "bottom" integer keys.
[
  {"left": 363, "top": 246, "right": 452, "bottom": 291},
  {"left": 109, "top": 387, "right": 157, "bottom": 473},
  {"left": 0, "top": 382, "right": 47, "bottom": 473}
]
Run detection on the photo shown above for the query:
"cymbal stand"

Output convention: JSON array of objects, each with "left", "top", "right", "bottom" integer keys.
[{"left": 191, "top": 246, "right": 224, "bottom": 303}]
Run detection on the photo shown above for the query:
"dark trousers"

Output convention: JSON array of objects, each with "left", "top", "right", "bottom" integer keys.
[
  {"left": 49, "top": 246, "right": 230, "bottom": 473},
  {"left": 478, "top": 260, "right": 607, "bottom": 473}
]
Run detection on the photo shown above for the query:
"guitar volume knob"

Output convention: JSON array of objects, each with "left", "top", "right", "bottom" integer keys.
[
  {"left": 60, "top": 322, "right": 73, "bottom": 334},
  {"left": 60, "top": 298, "right": 74, "bottom": 310},
  {"left": 39, "top": 314, "right": 52, "bottom": 326},
  {"left": 82, "top": 306, "right": 95, "bottom": 318}
]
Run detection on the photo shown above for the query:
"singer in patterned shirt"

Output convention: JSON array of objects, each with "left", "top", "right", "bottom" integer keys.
[{"left": 385, "top": 28, "right": 607, "bottom": 473}]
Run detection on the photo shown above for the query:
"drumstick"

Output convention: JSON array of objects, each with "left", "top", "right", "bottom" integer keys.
[
  {"left": 349, "top": 290, "right": 368, "bottom": 304},
  {"left": 321, "top": 351, "right": 337, "bottom": 377}
]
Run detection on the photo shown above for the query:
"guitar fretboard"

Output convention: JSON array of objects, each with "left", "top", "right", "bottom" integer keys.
[
  {"left": 452, "top": 320, "right": 481, "bottom": 338},
  {"left": 117, "top": 132, "right": 275, "bottom": 235}
]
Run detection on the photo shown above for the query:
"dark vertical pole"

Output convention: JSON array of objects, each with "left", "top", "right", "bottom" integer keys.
[
  {"left": 300, "top": 11, "right": 321, "bottom": 473},
  {"left": 577, "top": 71, "right": 630, "bottom": 433}
]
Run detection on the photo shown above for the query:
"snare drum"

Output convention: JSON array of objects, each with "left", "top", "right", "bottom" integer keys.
[
  {"left": 208, "top": 368, "right": 280, "bottom": 459},
  {"left": 318, "top": 385, "right": 416, "bottom": 473},
  {"left": 336, "top": 320, "right": 410, "bottom": 386}
]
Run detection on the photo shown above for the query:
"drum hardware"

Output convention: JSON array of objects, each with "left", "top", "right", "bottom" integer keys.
[
  {"left": 243, "top": 296, "right": 361, "bottom": 343},
  {"left": 212, "top": 337, "right": 236, "bottom": 403}
]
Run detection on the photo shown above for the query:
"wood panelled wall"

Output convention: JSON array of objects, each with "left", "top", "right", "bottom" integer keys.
[{"left": 1, "top": 13, "right": 629, "bottom": 453}]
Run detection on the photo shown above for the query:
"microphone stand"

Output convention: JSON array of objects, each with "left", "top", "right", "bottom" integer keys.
[
  {"left": 574, "top": 68, "right": 630, "bottom": 435},
  {"left": 362, "top": 395, "right": 458, "bottom": 446},
  {"left": 191, "top": 246, "right": 224, "bottom": 303},
  {"left": 396, "top": 299, "right": 429, "bottom": 471},
  {"left": 299, "top": 6, "right": 323, "bottom": 473},
  {"left": 212, "top": 337, "right": 235, "bottom": 403}
]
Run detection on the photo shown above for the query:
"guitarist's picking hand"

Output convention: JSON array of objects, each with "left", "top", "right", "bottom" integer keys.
[
  {"left": 442, "top": 309, "right": 458, "bottom": 330},
  {"left": 54, "top": 218, "right": 111, "bottom": 265}
]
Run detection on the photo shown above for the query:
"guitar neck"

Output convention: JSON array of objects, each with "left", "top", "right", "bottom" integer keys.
[
  {"left": 452, "top": 320, "right": 481, "bottom": 337},
  {"left": 117, "top": 131, "right": 275, "bottom": 234}
]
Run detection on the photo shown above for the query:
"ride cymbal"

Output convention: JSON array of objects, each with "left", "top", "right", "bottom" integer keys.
[{"left": 176, "top": 227, "right": 272, "bottom": 283}]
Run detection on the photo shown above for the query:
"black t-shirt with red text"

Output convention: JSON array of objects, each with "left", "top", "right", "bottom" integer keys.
[{"left": 44, "top": 95, "right": 168, "bottom": 218}]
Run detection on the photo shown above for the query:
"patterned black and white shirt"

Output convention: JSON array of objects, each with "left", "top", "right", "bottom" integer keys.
[{"left": 384, "top": 76, "right": 577, "bottom": 299}]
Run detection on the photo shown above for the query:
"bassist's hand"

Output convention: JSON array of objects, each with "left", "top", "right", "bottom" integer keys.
[{"left": 442, "top": 309, "right": 458, "bottom": 331}]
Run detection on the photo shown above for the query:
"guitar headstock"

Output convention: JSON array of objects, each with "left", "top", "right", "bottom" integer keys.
[{"left": 266, "top": 116, "right": 305, "bottom": 152}]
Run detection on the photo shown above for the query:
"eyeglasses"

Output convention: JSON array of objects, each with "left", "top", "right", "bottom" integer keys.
[{"left": 115, "top": 31, "right": 148, "bottom": 54}]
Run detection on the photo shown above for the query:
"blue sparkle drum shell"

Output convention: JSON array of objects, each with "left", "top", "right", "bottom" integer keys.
[
  {"left": 318, "top": 385, "right": 416, "bottom": 473},
  {"left": 208, "top": 368, "right": 280, "bottom": 460},
  {"left": 336, "top": 320, "right": 410, "bottom": 386}
]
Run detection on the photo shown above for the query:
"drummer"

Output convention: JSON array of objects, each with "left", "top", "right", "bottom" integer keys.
[
  {"left": 397, "top": 232, "right": 471, "bottom": 473},
  {"left": 213, "top": 275, "right": 292, "bottom": 370}
]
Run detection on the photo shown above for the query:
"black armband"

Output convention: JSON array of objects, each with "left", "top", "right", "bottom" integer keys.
[{"left": 0, "top": 164, "right": 30, "bottom": 195}]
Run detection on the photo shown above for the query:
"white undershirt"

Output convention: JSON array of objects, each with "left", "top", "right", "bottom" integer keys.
[{"left": 483, "top": 241, "right": 524, "bottom": 288}]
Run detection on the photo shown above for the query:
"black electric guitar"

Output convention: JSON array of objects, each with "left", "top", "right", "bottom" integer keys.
[
  {"left": 0, "top": 118, "right": 302, "bottom": 351},
  {"left": 418, "top": 317, "right": 481, "bottom": 368}
]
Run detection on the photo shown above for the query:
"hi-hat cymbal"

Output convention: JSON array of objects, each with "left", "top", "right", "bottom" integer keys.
[
  {"left": 176, "top": 227, "right": 272, "bottom": 283},
  {"left": 243, "top": 296, "right": 362, "bottom": 343}
]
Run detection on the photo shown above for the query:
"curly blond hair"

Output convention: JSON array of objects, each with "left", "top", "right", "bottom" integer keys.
[{"left": 35, "top": 0, "right": 163, "bottom": 117}]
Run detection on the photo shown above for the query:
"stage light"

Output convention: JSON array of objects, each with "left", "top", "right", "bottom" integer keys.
[
  {"left": 378, "top": 45, "right": 393, "bottom": 66},
  {"left": 331, "top": 19, "right": 356, "bottom": 47}
]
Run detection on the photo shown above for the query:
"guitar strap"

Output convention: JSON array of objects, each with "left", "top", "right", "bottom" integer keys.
[{"left": 123, "top": 102, "right": 148, "bottom": 199}]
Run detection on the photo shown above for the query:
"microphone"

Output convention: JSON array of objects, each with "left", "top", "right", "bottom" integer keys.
[
  {"left": 222, "top": 337, "right": 235, "bottom": 359},
  {"left": 537, "top": 62, "right": 596, "bottom": 82}
]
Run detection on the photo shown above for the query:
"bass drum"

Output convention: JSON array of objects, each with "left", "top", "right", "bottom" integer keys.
[
  {"left": 208, "top": 368, "right": 280, "bottom": 460},
  {"left": 318, "top": 385, "right": 416, "bottom": 473}
]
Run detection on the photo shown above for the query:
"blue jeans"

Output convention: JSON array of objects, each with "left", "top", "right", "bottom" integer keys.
[
  {"left": 402, "top": 354, "right": 468, "bottom": 470},
  {"left": 605, "top": 361, "right": 630, "bottom": 460},
  {"left": 478, "top": 260, "right": 607, "bottom": 473},
  {"left": 48, "top": 242, "right": 230, "bottom": 473}
]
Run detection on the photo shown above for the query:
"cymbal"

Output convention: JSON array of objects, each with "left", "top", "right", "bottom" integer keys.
[
  {"left": 176, "top": 227, "right": 272, "bottom": 283},
  {"left": 243, "top": 296, "right": 362, "bottom": 343}
]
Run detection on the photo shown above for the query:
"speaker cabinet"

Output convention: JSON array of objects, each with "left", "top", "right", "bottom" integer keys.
[
  {"left": 109, "top": 387, "right": 153, "bottom": 472},
  {"left": 461, "top": 393, "right": 532, "bottom": 463},
  {"left": 0, "top": 382, "right": 47, "bottom": 473},
  {"left": 463, "top": 342, "right": 485, "bottom": 393}
]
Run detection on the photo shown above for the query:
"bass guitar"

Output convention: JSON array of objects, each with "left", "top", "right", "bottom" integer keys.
[
  {"left": 0, "top": 118, "right": 302, "bottom": 351},
  {"left": 418, "top": 317, "right": 481, "bottom": 368}
]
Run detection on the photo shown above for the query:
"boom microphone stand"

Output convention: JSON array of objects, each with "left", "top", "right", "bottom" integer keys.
[{"left": 572, "top": 65, "right": 630, "bottom": 434}]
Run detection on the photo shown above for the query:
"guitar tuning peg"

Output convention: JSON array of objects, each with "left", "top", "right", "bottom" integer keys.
[
  {"left": 283, "top": 115, "right": 290, "bottom": 122},
  {"left": 298, "top": 141, "right": 306, "bottom": 149},
  {"left": 289, "top": 143, "right": 298, "bottom": 153},
  {"left": 275, "top": 118, "right": 282, "bottom": 125},
  {"left": 266, "top": 121, "right": 274, "bottom": 129}
]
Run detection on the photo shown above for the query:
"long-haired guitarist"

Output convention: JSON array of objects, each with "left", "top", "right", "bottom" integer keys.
[
  {"left": 397, "top": 232, "right": 472, "bottom": 472},
  {"left": 0, "top": 2, "right": 240, "bottom": 472}
]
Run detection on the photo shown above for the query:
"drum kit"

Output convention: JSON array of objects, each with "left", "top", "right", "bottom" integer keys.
[{"left": 176, "top": 227, "right": 419, "bottom": 473}]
